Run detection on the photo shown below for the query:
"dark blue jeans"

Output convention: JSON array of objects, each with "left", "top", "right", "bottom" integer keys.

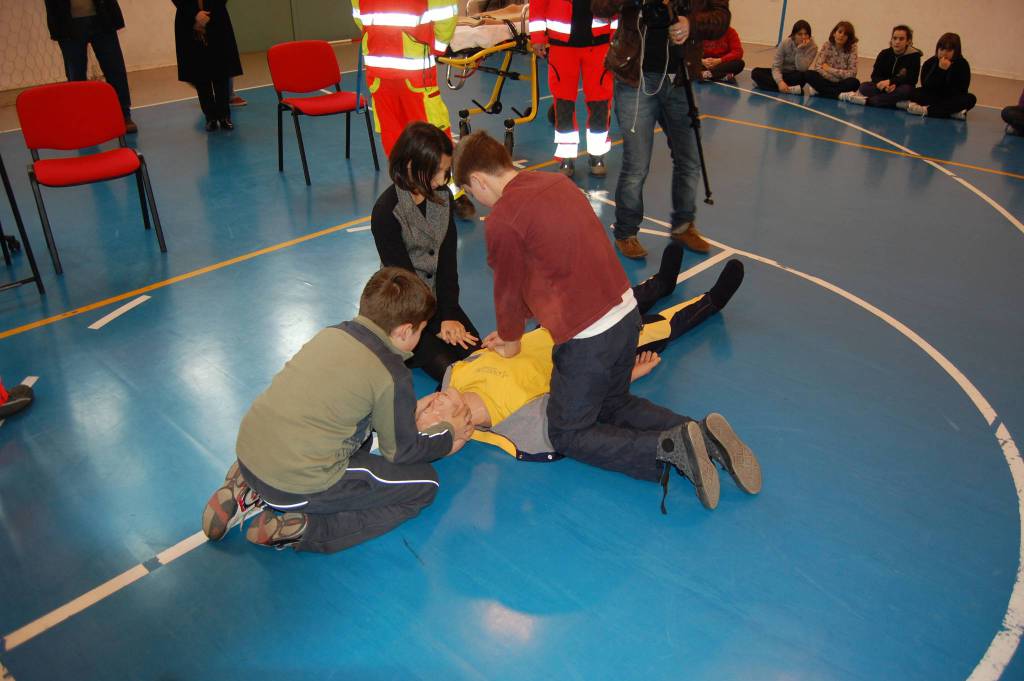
[
  {"left": 612, "top": 76, "right": 700, "bottom": 240},
  {"left": 58, "top": 17, "right": 132, "bottom": 119}
]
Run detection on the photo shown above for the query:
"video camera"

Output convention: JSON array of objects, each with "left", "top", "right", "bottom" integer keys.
[{"left": 631, "top": 0, "right": 690, "bottom": 30}]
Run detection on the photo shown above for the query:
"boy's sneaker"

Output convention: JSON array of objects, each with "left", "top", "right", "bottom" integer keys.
[
  {"left": 701, "top": 413, "right": 762, "bottom": 494},
  {"left": 785, "top": 85, "right": 803, "bottom": 95},
  {"left": 804, "top": 84, "right": 817, "bottom": 97},
  {"left": 896, "top": 100, "right": 910, "bottom": 110},
  {"left": 246, "top": 509, "right": 307, "bottom": 550},
  {"left": 201, "top": 461, "right": 265, "bottom": 541},
  {"left": 657, "top": 421, "right": 720, "bottom": 510},
  {"left": 906, "top": 102, "right": 928, "bottom": 116},
  {"left": 724, "top": 73, "right": 736, "bottom": 83},
  {"left": 951, "top": 110, "right": 967, "bottom": 121},
  {"left": 839, "top": 92, "right": 867, "bottom": 106}
]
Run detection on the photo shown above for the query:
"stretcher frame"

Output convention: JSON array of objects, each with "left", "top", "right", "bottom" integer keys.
[{"left": 437, "top": 3, "right": 539, "bottom": 153}]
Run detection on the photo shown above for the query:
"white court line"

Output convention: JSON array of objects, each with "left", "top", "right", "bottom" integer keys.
[
  {"left": 347, "top": 225, "right": 372, "bottom": 232},
  {"left": 713, "top": 82, "right": 1024, "bottom": 238},
  {"left": 674, "top": 248, "right": 735, "bottom": 283},
  {"left": 87, "top": 295, "right": 151, "bottom": 331},
  {"left": 594, "top": 186, "right": 1021, "bottom": 680}
]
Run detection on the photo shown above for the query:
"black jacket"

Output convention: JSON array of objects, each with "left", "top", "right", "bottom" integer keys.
[
  {"left": 869, "top": 46, "right": 922, "bottom": 87},
  {"left": 172, "top": 0, "right": 243, "bottom": 83},
  {"left": 919, "top": 55, "right": 971, "bottom": 98},
  {"left": 45, "top": 0, "right": 125, "bottom": 41}
]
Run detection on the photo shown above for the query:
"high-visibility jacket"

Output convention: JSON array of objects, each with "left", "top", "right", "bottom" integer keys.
[
  {"left": 528, "top": 0, "right": 616, "bottom": 47},
  {"left": 352, "top": 0, "right": 457, "bottom": 85}
]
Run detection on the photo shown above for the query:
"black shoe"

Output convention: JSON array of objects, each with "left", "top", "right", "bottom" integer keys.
[
  {"left": 2, "top": 234, "right": 21, "bottom": 254},
  {"left": 558, "top": 158, "right": 575, "bottom": 177},
  {"left": 205, "top": 120, "right": 219, "bottom": 132},
  {"left": 707, "top": 259, "right": 744, "bottom": 310},
  {"left": 453, "top": 195, "right": 476, "bottom": 220},
  {"left": 588, "top": 154, "right": 607, "bottom": 177},
  {"left": 654, "top": 242, "right": 684, "bottom": 294},
  {"left": 657, "top": 421, "right": 720, "bottom": 509},
  {"left": 0, "top": 384, "right": 34, "bottom": 418},
  {"left": 124, "top": 118, "right": 138, "bottom": 134},
  {"left": 702, "top": 413, "right": 761, "bottom": 494},
  {"left": 219, "top": 118, "right": 234, "bottom": 131}
]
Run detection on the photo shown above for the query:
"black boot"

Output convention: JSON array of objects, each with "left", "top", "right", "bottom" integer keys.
[
  {"left": 558, "top": 158, "right": 575, "bottom": 178},
  {"left": 701, "top": 413, "right": 762, "bottom": 494},
  {"left": 588, "top": 154, "right": 607, "bottom": 176},
  {"left": 707, "top": 259, "right": 744, "bottom": 310},
  {"left": 656, "top": 421, "right": 720, "bottom": 510}
]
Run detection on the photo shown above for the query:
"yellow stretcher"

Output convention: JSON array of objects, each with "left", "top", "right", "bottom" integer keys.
[{"left": 438, "top": 3, "right": 539, "bottom": 153}]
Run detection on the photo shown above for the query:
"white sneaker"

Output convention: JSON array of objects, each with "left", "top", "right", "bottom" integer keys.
[
  {"left": 701, "top": 70, "right": 713, "bottom": 81},
  {"left": 906, "top": 102, "right": 928, "bottom": 116},
  {"left": 896, "top": 100, "right": 910, "bottom": 110},
  {"left": 805, "top": 84, "right": 817, "bottom": 97},
  {"left": 840, "top": 92, "right": 867, "bottom": 106},
  {"left": 951, "top": 110, "right": 967, "bottom": 121},
  {"left": 785, "top": 85, "right": 803, "bottom": 95}
]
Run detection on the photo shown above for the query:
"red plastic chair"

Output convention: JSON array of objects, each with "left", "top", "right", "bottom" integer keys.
[
  {"left": 16, "top": 81, "right": 166, "bottom": 275},
  {"left": 267, "top": 40, "right": 379, "bottom": 185}
]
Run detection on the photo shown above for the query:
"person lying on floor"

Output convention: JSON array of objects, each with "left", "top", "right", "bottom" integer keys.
[{"left": 418, "top": 244, "right": 761, "bottom": 512}]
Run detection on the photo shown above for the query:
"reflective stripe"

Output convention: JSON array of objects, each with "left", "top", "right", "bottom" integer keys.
[
  {"left": 422, "top": 5, "right": 457, "bottom": 22},
  {"left": 586, "top": 129, "right": 611, "bottom": 156},
  {"left": 592, "top": 19, "right": 610, "bottom": 28},
  {"left": 555, "top": 143, "right": 578, "bottom": 158},
  {"left": 364, "top": 54, "right": 437, "bottom": 70},
  {"left": 611, "top": 19, "right": 619, "bottom": 29},
  {"left": 352, "top": 10, "right": 421, "bottom": 26},
  {"left": 434, "top": 39, "right": 448, "bottom": 52},
  {"left": 528, "top": 19, "right": 547, "bottom": 32},
  {"left": 545, "top": 19, "right": 572, "bottom": 34},
  {"left": 554, "top": 129, "right": 579, "bottom": 144}
]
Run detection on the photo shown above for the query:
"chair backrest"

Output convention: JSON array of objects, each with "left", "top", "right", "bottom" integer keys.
[
  {"left": 268, "top": 40, "right": 342, "bottom": 95},
  {"left": 17, "top": 81, "right": 125, "bottom": 151}
]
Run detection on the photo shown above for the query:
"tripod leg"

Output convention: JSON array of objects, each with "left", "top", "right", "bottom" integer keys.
[{"left": 678, "top": 73, "right": 714, "bottom": 205}]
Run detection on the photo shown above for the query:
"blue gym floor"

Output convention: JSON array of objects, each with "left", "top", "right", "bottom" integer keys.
[{"left": 1, "top": 61, "right": 1023, "bottom": 681}]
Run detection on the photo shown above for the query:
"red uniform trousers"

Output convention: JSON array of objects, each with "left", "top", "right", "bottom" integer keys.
[{"left": 548, "top": 43, "right": 612, "bottom": 158}]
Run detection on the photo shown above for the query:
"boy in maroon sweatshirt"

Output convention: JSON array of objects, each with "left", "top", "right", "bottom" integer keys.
[{"left": 453, "top": 131, "right": 761, "bottom": 511}]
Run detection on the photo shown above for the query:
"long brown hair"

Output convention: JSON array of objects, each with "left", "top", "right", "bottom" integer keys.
[
  {"left": 828, "top": 21, "right": 858, "bottom": 52},
  {"left": 935, "top": 32, "right": 962, "bottom": 60}
]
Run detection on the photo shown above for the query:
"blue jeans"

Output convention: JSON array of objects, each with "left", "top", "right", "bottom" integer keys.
[
  {"left": 612, "top": 75, "right": 699, "bottom": 240},
  {"left": 58, "top": 17, "right": 132, "bottom": 119}
]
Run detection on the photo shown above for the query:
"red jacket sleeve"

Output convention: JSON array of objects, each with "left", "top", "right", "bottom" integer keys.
[
  {"left": 486, "top": 220, "right": 531, "bottom": 343},
  {"left": 529, "top": 0, "right": 550, "bottom": 45},
  {"left": 722, "top": 28, "right": 743, "bottom": 62}
]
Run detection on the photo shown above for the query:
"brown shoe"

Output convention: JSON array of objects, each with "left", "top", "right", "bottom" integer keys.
[
  {"left": 615, "top": 236, "right": 647, "bottom": 259},
  {"left": 124, "top": 118, "right": 138, "bottom": 134},
  {"left": 671, "top": 223, "right": 710, "bottom": 253},
  {"left": 454, "top": 194, "right": 476, "bottom": 219}
]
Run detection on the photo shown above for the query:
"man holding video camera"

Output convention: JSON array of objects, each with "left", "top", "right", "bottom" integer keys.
[{"left": 592, "top": 0, "right": 729, "bottom": 258}]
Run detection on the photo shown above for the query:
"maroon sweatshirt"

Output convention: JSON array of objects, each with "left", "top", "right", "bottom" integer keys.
[{"left": 485, "top": 171, "right": 630, "bottom": 344}]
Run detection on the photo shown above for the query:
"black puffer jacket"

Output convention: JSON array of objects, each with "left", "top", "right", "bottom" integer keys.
[
  {"left": 45, "top": 0, "right": 125, "bottom": 41},
  {"left": 591, "top": 0, "right": 730, "bottom": 86}
]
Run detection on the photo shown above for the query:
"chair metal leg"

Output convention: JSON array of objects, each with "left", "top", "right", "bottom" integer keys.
[
  {"left": 292, "top": 112, "right": 311, "bottom": 186},
  {"left": 364, "top": 109, "right": 380, "bottom": 172},
  {"left": 1, "top": 156, "right": 43, "bottom": 293},
  {"left": 0, "top": 219, "right": 10, "bottom": 266},
  {"left": 139, "top": 157, "right": 167, "bottom": 253},
  {"left": 345, "top": 111, "right": 352, "bottom": 159},
  {"left": 277, "top": 105, "right": 284, "bottom": 172},
  {"left": 28, "top": 172, "right": 62, "bottom": 275},
  {"left": 135, "top": 169, "right": 151, "bottom": 230}
]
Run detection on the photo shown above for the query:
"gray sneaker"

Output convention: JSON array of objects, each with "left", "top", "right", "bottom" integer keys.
[
  {"left": 202, "top": 461, "right": 265, "bottom": 541},
  {"left": 702, "top": 413, "right": 762, "bottom": 494},
  {"left": 657, "top": 421, "right": 720, "bottom": 510}
]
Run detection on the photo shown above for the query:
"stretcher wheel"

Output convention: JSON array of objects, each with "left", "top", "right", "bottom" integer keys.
[
  {"left": 459, "top": 118, "right": 471, "bottom": 138},
  {"left": 547, "top": 104, "right": 554, "bottom": 125}
]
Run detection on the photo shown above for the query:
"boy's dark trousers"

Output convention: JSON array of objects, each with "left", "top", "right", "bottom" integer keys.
[
  {"left": 239, "top": 443, "right": 439, "bottom": 554},
  {"left": 546, "top": 307, "right": 690, "bottom": 482}
]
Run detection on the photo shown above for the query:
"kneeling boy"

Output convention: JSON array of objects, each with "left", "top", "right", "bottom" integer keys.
[{"left": 201, "top": 267, "right": 473, "bottom": 552}]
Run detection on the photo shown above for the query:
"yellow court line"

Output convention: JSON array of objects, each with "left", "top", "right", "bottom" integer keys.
[
  {"left": 0, "top": 216, "right": 369, "bottom": 341},
  {"left": 702, "top": 114, "right": 1024, "bottom": 181}
]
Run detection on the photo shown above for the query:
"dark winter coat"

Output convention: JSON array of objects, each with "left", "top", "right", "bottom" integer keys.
[
  {"left": 172, "top": 0, "right": 243, "bottom": 83},
  {"left": 919, "top": 55, "right": 971, "bottom": 99},
  {"left": 869, "top": 46, "right": 922, "bottom": 87},
  {"left": 591, "top": 0, "right": 730, "bottom": 86},
  {"left": 45, "top": 0, "right": 125, "bottom": 41}
]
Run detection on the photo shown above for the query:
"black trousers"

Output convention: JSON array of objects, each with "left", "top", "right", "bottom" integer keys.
[
  {"left": 804, "top": 71, "right": 859, "bottom": 99},
  {"left": 547, "top": 308, "right": 691, "bottom": 482},
  {"left": 410, "top": 305, "right": 481, "bottom": 381},
  {"left": 911, "top": 89, "right": 978, "bottom": 118},
  {"left": 58, "top": 17, "right": 132, "bottom": 118},
  {"left": 194, "top": 78, "right": 230, "bottom": 122},
  {"left": 751, "top": 68, "right": 806, "bottom": 91},
  {"left": 239, "top": 446, "right": 439, "bottom": 554},
  {"left": 705, "top": 59, "right": 745, "bottom": 80},
  {"left": 1004, "top": 106, "right": 1024, "bottom": 133}
]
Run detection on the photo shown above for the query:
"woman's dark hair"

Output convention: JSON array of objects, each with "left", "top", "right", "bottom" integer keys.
[
  {"left": 790, "top": 20, "right": 811, "bottom": 38},
  {"left": 892, "top": 25, "right": 913, "bottom": 42},
  {"left": 935, "top": 32, "right": 962, "bottom": 60},
  {"left": 388, "top": 121, "right": 454, "bottom": 204},
  {"left": 828, "top": 21, "right": 858, "bottom": 52}
]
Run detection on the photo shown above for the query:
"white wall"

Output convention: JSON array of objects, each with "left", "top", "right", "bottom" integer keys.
[
  {"left": 729, "top": 0, "right": 1023, "bottom": 80},
  {"left": 0, "top": 1, "right": 176, "bottom": 92}
]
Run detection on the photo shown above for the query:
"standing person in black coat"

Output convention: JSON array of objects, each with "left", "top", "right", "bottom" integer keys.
[
  {"left": 904, "top": 32, "right": 977, "bottom": 120},
  {"left": 44, "top": 0, "right": 137, "bottom": 133},
  {"left": 172, "top": 0, "right": 243, "bottom": 131},
  {"left": 371, "top": 122, "right": 481, "bottom": 382}
]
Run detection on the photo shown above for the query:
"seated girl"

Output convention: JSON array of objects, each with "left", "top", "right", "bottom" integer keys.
[
  {"left": 700, "top": 26, "right": 745, "bottom": 82},
  {"left": 751, "top": 20, "right": 817, "bottom": 94},
  {"left": 904, "top": 33, "right": 977, "bottom": 120},
  {"left": 371, "top": 122, "right": 482, "bottom": 381},
  {"left": 804, "top": 21, "right": 860, "bottom": 99}
]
